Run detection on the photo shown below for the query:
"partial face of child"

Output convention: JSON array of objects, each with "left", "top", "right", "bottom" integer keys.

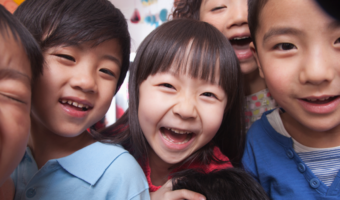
[
  {"left": 31, "top": 39, "right": 122, "bottom": 137},
  {"left": 138, "top": 67, "right": 227, "bottom": 166},
  {"left": 199, "top": 0, "right": 257, "bottom": 74},
  {"left": 0, "top": 32, "right": 32, "bottom": 185},
  {"left": 253, "top": 0, "right": 340, "bottom": 140}
]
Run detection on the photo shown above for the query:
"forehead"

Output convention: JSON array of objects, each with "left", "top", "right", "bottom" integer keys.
[
  {"left": 257, "top": 0, "right": 339, "bottom": 41},
  {"left": 0, "top": 30, "right": 31, "bottom": 83}
]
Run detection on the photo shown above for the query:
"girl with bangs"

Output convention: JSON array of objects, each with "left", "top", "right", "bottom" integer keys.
[{"left": 99, "top": 18, "right": 245, "bottom": 200}]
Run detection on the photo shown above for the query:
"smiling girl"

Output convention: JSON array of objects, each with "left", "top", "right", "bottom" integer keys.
[
  {"left": 173, "top": 0, "right": 276, "bottom": 130},
  {"left": 99, "top": 19, "right": 245, "bottom": 199}
]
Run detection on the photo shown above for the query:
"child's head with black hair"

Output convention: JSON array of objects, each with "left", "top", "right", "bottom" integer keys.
[
  {"left": 0, "top": 4, "right": 43, "bottom": 185},
  {"left": 13, "top": 0, "right": 130, "bottom": 167},
  {"left": 172, "top": 168, "right": 269, "bottom": 200},
  {"left": 101, "top": 18, "right": 245, "bottom": 177}
]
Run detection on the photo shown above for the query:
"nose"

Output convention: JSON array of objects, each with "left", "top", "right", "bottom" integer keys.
[
  {"left": 226, "top": 0, "right": 248, "bottom": 28},
  {"left": 299, "top": 45, "right": 335, "bottom": 85},
  {"left": 172, "top": 94, "right": 198, "bottom": 120},
  {"left": 70, "top": 65, "right": 98, "bottom": 93}
]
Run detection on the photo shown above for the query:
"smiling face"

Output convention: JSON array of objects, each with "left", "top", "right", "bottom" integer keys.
[
  {"left": 199, "top": 0, "right": 257, "bottom": 74},
  {"left": 253, "top": 0, "right": 340, "bottom": 138},
  {"left": 0, "top": 32, "right": 32, "bottom": 185},
  {"left": 138, "top": 69, "right": 227, "bottom": 166},
  {"left": 31, "top": 39, "right": 122, "bottom": 138}
]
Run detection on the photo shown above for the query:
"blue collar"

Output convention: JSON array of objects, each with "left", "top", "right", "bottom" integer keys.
[{"left": 57, "top": 142, "right": 126, "bottom": 185}]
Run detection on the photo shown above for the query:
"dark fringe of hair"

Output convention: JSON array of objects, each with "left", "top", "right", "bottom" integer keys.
[
  {"left": 172, "top": 0, "right": 202, "bottom": 20},
  {"left": 0, "top": 5, "right": 43, "bottom": 82}
]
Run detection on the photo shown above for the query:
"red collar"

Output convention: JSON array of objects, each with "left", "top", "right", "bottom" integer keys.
[{"left": 141, "top": 146, "right": 233, "bottom": 192}]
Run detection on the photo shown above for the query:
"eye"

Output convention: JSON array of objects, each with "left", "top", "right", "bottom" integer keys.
[
  {"left": 201, "top": 92, "right": 217, "bottom": 99},
  {"left": 160, "top": 83, "right": 175, "bottom": 89},
  {"left": 335, "top": 38, "right": 340, "bottom": 44},
  {"left": 273, "top": 43, "right": 297, "bottom": 51},
  {"left": 55, "top": 54, "right": 76, "bottom": 62},
  {"left": 211, "top": 6, "right": 226, "bottom": 11},
  {"left": 0, "top": 93, "right": 25, "bottom": 104},
  {"left": 99, "top": 68, "right": 115, "bottom": 77}
]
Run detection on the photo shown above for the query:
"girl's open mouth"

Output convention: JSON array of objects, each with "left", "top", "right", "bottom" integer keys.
[
  {"left": 229, "top": 36, "right": 253, "bottom": 61},
  {"left": 160, "top": 127, "right": 194, "bottom": 145}
]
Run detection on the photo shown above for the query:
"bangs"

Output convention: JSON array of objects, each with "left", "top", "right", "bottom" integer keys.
[
  {"left": 135, "top": 19, "right": 239, "bottom": 109},
  {"left": 155, "top": 38, "right": 221, "bottom": 85}
]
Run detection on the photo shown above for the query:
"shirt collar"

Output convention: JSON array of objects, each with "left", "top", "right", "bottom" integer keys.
[{"left": 57, "top": 142, "right": 126, "bottom": 185}]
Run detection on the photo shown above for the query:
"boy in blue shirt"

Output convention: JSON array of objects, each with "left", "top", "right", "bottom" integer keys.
[
  {"left": 242, "top": 0, "right": 340, "bottom": 199},
  {"left": 10, "top": 0, "right": 150, "bottom": 199}
]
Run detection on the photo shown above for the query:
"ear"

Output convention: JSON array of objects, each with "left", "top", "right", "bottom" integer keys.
[{"left": 250, "top": 42, "right": 264, "bottom": 78}]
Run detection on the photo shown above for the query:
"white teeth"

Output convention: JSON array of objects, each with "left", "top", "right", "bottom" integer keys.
[
  {"left": 61, "top": 100, "right": 89, "bottom": 110},
  {"left": 161, "top": 131, "right": 191, "bottom": 144},
  {"left": 307, "top": 97, "right": 331, "bottom": 101},
  {"left": 165, "top": 127, "right": 191, "bottom": 134},
  {"left": 232, "top": 36, "right": 249, "bottom": 40}
]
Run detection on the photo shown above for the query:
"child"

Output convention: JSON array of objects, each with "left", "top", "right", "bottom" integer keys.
[
  {"left": 0, "top": 4, "right": 43, "bottom": 196},
  {"left": 172, "top": 0, "right": 276, "bottom": 130},
  {"left": 11, "top": 0, "right": 150, "bottom": 199},
  {"left": 242, "top": 0, "right": 340, "bottom": 199},
  {"left": 99, "top": 18, "right": 245, "bottom": 199},
  {"left": 172, "top": 168, "right": 269, "bottom": 200}
]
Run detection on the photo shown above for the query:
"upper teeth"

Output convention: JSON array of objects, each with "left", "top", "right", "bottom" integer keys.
[
  {"left": 307, "top": 97, "right": 330, "bottom": 101},
  {"left": 61, "top": 99, "right": 89, "bottom": 109},
  {"left": 166, "top": 127, "right": 191, "bottom": 134},
  {"left": 232, "top": 36, "right": 249, "bottom": 40}
]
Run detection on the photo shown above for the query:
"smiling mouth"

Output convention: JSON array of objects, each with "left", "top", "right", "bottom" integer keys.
[
  {"left": 59, "top": 99, "right": 91, "bottom": 111},
  {"left": 229, "top": 36, "right": 252, "bottom": 47},
  {"left": 302, "top": 96, "right": 339, "bottom": 104},
  {"left": 160, "top": 127, "right": 194, "bottom": 145}
]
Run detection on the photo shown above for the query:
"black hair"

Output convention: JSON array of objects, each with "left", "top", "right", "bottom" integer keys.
[
  {"left": 100, "top": 19, "right": 245, "bottom": 167},
  {"left": 172, "top": 0, "right": 203, "bottom": 20},
  {"left": 248, "top": 0, "right": 268, "bottom": 48},
  {"left": 172, "top": 168, "right": 269, "bottom": 200},
  {"left": 0, "top": 5, "right": 43, "bottom": 82},
  {"left": 14, "top": 0, "right": 130, "bottom": 90}
]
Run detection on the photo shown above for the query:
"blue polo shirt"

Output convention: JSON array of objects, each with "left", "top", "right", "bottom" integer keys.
[{"left": 11, "top": 142, "right": 150, "bottom": 200}]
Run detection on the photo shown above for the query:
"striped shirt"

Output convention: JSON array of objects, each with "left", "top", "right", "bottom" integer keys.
[{"left": 267, "top": 108, "right": 340, "bottom": 187}]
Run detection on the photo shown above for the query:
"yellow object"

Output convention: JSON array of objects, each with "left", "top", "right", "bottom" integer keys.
[{"left": 13, "top": 0, "right": 24, "bottom": 5}]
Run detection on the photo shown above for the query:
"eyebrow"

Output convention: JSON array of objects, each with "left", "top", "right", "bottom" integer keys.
[
  {"left": 0, "top": 68, "right": 31, "bottom": 85},
  {"left": 262, "top": 27, "right": 304, "bottom": 44}
]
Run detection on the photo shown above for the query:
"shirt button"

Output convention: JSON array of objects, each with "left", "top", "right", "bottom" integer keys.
[
  {"left": 26, "top": 188, "right": 36, "bottom": 198},
  {"left": 286, "top": 150, "right": 294, "bottom": 159},
  {"left": 309, "top": 178, "right": 320, "bottom": 189},
  {"left": 298, "top": 163, "right": 306, "bottom": 173}
]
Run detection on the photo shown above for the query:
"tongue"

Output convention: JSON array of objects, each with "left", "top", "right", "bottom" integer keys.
[{"left": 163, "top": 128, "right": 190, "bottom": 143}]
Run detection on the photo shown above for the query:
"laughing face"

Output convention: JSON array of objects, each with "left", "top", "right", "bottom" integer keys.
[
  {"left": 31, "top": 39, "right": 122, "bottom": 138},
  {"left": 199, "top": 0, "right": 257, "bottom": 74},
  {"left": 253, "top": 0, "right": 340, "bottom": 145},
  {"left": 138, "top": 70, "right": 227, "bottom": 166},
  {"left": 0, "top": 32, "right": 31, "bottom": 185}
]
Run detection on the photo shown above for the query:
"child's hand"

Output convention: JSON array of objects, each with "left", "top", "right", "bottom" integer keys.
[{"left": 150, "top": 179, "right": 206, "bottom": 200}]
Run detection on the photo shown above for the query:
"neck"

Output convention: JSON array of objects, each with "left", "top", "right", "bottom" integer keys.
[
  {"left": 281, "top": 112, "right": 340, "bottom": 148},
  {"left": 243, "top": 69, "right": 267, "bottom": 96},
  {"left": 28, "top": 117, "right": 95, "bottom": 169},
  {"left": 148, "top": 148, "right": 173, "bottom": 186}
]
